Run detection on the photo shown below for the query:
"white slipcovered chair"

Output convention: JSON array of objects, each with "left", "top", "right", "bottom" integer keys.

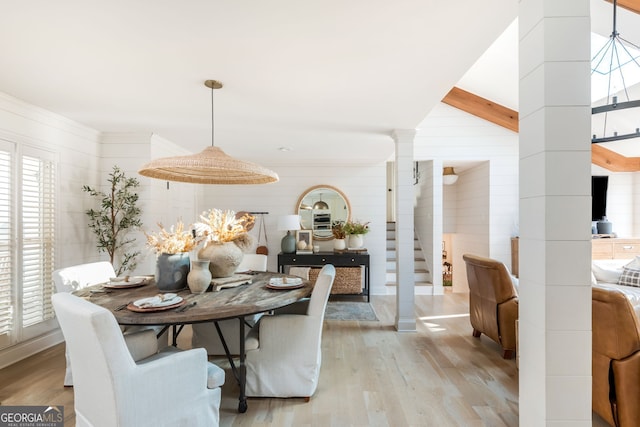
[
  {"left": 53, "top": 261, "right": 167, "bottom": 386},
  {"left": 235, "top": 254, "right": 268, "bottom": 273},
  {"left": 52, "top": 292, "right": 224, "bottom": 427},
  {"left": 192, "top": 254, "right": 268, "bottom": 355},
  {"left": 244, "top": 264, "right": 335, "bottom": 399}
]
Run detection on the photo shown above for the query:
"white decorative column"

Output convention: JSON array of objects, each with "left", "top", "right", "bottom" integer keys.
[
  {"left": 431, "top": 159, "right": 444, "bottom": 295},
  {"left": 519, "top": 1, "right": 592, "bottom": 425},
  {"left": 392, "top": 129, "right": 416, "bottom": 332}
]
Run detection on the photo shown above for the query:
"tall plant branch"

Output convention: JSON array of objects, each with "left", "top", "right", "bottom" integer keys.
[{"left": 83, "top": 166, "right": 143, "bottom": 275}]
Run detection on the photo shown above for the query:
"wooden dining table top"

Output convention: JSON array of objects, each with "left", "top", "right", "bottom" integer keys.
[{"left": 73, "top": 271, "right": 312, "bottom": 326}]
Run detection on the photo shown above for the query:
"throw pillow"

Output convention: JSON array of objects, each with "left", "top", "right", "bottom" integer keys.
[
  {"left": 592, "top": 262, "right": 625, "bottom": 283},
  {"left": 625, "top": 256, "right": 640, "bottom": 269},
  {"left": 618, "top": 266, "right": 640, "bottom": 287}
]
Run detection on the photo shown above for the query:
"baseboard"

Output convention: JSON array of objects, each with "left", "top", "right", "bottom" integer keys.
[
  {"left": 395, "top": 317, "right": 417, "bottom": 332},
  {"left": 381, "top": 285, "right": 434, "bottom": 295},
  {"left": 0, "top": 329, "right": 64, "bottom": 370}
]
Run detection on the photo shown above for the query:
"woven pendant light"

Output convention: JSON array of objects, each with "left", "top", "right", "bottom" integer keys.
[{"left": 138, "top": 80, "right": 279, "bottom": 185}]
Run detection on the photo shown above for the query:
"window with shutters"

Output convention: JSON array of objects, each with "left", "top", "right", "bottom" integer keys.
[{"left": 0, "top": 140, "right": 56, "bottom": 349}]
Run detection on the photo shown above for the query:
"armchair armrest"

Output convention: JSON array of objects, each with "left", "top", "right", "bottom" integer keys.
[
  {"left": 130, "top": 348, "right": 210, "bottom": 404},
  {"left": 612, "top": 350, "right": 640, "bottom": 427}
]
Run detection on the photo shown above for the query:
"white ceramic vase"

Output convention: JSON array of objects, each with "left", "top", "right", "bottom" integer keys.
[
  {"left": 334, "top": 238, "right": 346, "bottom": 250},
  {"left": 349, "top": 234, "right": 364, "bottom": 249},
  {"left": 187, "top": 259, "right": 212, "bottom": 294},
  {"left": 198, "top": 241, "right": 244, "bottom": 278}
]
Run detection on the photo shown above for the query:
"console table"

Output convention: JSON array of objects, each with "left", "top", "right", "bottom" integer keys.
[{"left": 277, "top": 252, "right": 370, "bottom": 302}]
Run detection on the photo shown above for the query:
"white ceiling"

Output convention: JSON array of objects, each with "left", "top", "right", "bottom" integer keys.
[{"left": 0, "top": 1, "right": 638, "bottom": 165}]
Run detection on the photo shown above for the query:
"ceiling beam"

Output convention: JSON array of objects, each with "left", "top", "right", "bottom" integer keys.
[
  {"left": 441, "top": 87, "right": 519, "bottom": 132},
  {"left": 592, "top": 144, "right": 640, "bottom": 171},
  {"left": 442, "top": 86, "right": 639, "bottom": 172},
  {"left": 606, "top": 0, "right": 640, "bottom": 15}
]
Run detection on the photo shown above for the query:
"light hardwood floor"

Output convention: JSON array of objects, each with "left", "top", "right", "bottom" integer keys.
[{"left": 0, "top": 293, "right": 609, "bottom": 426}]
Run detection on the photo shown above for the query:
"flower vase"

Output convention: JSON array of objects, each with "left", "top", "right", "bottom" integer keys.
[
  {"left": 198, "top": 241, "right": 244, "bottom": 278},
  {"left": 155, "top": 252, "right": 190, "bottom": 291},
  {"left": 349, "top": 234, "right": 364, "bottom": 249},
  {"left": 187, "top": 259, "right": 212, "bottom": 294},
  {"left": 334, "top": 238, "right": 346, "bottom": 251}
]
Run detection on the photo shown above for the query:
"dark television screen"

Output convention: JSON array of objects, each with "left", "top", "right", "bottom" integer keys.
[{"left": 592, "top": 175, "right": 608, "bottom": 221}]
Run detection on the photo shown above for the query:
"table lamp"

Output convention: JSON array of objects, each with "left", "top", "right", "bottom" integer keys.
[{"left": 278, "top": 215, "right": 301, "bottom": 254}]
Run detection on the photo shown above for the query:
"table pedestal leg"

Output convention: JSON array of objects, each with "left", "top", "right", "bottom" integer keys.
[
  {"left": 213, "top": 318, "right": 248, "bottom": 413},
  {"left": 238, "top": 317, "right": 247, "bottom": 413}
]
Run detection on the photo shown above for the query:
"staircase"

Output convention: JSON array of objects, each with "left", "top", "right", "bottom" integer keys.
[{"left": 385, "top": 222, "right": 432, "bottom": 294}]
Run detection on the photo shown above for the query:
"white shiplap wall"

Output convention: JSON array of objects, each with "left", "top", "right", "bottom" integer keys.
[
  {"left": 197, "top": 163, "right": 388, "bottom": 294},
  {"left": 0, "top": 92, "right": 102, "bottom": 270},
  {"left": 100, "top": 132, "right": 199, "bottom": 276},
  {"left": 0, "top": 92, "right": 101, "bottom": 368},
  {"left": 413, "top": 103, "right": 519, "bottom": 293}
]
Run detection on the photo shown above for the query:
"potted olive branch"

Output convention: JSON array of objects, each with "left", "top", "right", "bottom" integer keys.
[{"left": 82, "top": 165, "right": 143, "bottom": 275}]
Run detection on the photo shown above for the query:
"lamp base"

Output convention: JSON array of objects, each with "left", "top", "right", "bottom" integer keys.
[{"left": 281, "top": 231, "right": 296, "bottom": 254}]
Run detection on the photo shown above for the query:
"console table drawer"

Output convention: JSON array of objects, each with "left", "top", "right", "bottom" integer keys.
[
  {"left": 614, "top": 243, "right": 640, "bottom": 259},
  {"left": 284, "top": 255, "right": 367, "bottom": 267},
  {"left": 278, "top": 252, "right": 370, "bottom": 301},
  {"left": 592, "top": 240, "right": 613, "bottom": 260}
]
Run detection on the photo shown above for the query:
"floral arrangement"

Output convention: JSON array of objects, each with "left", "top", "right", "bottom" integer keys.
[
  {"left": 194, "top": 208, "right": 254, "bottom": 251},
  {"left": 145, "top": 220, "right": 197, "bottom": 254},
  {"left": 332, "top": 220, "right": 347, "bottom": 239},
  {"left": 343, "top": 219, "right": 370, "bottom": 235}
]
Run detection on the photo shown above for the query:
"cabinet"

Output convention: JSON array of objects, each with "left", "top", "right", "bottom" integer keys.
[
  {"left": 592, "top": 238, "right": 640, "bottom": 260},
  {"left": 511, "top": 238, "right": 640, "bottom": 272},
  {"left": 278, "top": 252, "right": 370, "bottom": 302}
]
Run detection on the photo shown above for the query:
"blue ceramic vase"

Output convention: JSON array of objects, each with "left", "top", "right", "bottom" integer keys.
[{"left": 155, "top": 252, "right": 190, "bottom": 291}]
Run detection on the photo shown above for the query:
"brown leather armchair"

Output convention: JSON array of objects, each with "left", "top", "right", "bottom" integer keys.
[
  {"left": 593, "top": 286, "right": 640, "bottom": 427},
  {"left": 462, "top": 254, "right": 518, "bottom": 359}
]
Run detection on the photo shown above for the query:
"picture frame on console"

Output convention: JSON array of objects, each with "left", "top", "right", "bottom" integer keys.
[{"left": 296, "top": 230, "right": 313, "bottom": 253}]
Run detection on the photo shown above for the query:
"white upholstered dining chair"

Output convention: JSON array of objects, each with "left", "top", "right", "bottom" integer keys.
[
  {"left": 235, "top": 254, "right": 268, "bottom": 273},
  {"left": 52, "top": 292, "right": 224, "bottom": 427},
  {"left": 53, "top": 261, "right": 167, "bottom": 386},
  {"left": 191, "top": 254, "right": 268, "bottom": 355},
  {"left": 244, "top": 264, "right": 335, "bottom": 399}
]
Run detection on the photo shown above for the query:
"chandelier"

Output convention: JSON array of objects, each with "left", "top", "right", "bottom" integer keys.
[{"left": 591, "top": 0, "right": 640, "bottom": 144}]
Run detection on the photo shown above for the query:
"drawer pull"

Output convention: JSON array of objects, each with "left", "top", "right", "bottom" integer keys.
[
  {"left": 623, "top": 246, "right": 634, "bottom": 250},
  {"left": 321, "top": 258, "right": 326, "bottom": 262},
  {"left": 351, "top": 258, "right": 355, "bottom": 262},
  {"left": 292, "top": 258, "right": 297, "bottom": 262}
]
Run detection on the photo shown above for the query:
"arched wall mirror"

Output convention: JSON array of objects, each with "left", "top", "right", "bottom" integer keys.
[{"left": 296, "top": 185, "right": 351, "bottom": 241}]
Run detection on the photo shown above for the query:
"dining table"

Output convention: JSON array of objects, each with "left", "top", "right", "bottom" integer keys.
[{"left": 73, "top": 271, "right": 312, "bottom": 413}]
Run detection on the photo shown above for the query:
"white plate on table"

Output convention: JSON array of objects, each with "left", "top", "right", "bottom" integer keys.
[
  {"left": 267, "top": 277, "right": 304, "bottom": 290},
  {"left": 104, "top": 276, "right": 148, "bottom": 288},
  {"left": 133, "top": 294, "right": 182, "bottom": 308}
]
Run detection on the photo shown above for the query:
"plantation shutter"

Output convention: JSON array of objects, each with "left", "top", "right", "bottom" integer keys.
[
  {"left": 0, "top": 148, "right": 12, "bottom": 344},
  {"left": 21, "top": 154, "right": 55, "bottom": 328},
  {"left": 0, "top": 140, "right": 56, "bottom": 350}
]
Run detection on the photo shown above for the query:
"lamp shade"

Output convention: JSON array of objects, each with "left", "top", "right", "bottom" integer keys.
[
  {"left": 138, "top": 146, "right": 279, "bottom": 184},
  {"left": 277, "top": 215, "right": 301, "bottom": 231},
  {"left": 443, "top": 166, "right": 459, "bottom": 185}
]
